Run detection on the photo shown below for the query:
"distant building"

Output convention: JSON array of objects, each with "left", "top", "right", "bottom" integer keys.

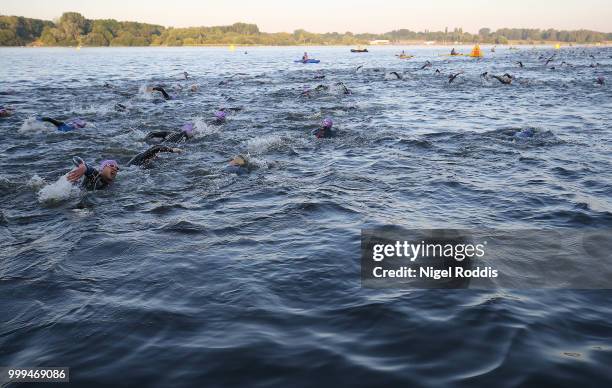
[{"left": 369, "top": 40, "right": 390, "bottom": 45}]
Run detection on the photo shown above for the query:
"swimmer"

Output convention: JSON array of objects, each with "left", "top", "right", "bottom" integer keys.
[
  {"left": 491, "top": 74, "right": 513, "bottom": 85},
  {"left": 597, "top": 76, "right": 605, "bottom": 86},
  {"left": 183, "top": 71, "right": 189, "bottom": 80},
  {"left": 480, "top": 71, "right": 489, "bottom": 80},
  {"left": 448, "top": 71, "right": 463, "bottom": 84},
  {"left": 301, "top": 84, "right": 329, "bottom": 96},
  {"left": 451, "top": 48, "right": 458, "bottom": 56},
  {"left": 214, "top": 110, "right": 227, "bottom": 124},
  {"left": 516, "top": 61, "right": 524, "bottom": 68},
  {"left": 145, "top": 123, "right": 196, "bottom": 144},
  {"left": 225, "top": 154, "right": 252, "bottom": 175},
  {"left": 67, "top": 157, "right": 119, "bottom": 191},
  {"left": 435, "top": 69, "right": 441, "bottom": 75},
  {"left": 115, "top": 103, "right": 127, "bottom": 112},
  {"left": 335, "top": 82, "right": 352, "bottom": 95},
  {"left": 313, "top": 118, "right": 334, "bottom": 139},
  {"left": 388, "top": 71, "right": 402, "bottom": 80},
  {"left": 420, "top": 61, "right": 432, "bottom": 70},
  {"left": 514, "top": 128, "right": 535, "bottom": 139},
  {"left": 127, "top": 145, "right": 183, "bottom": 167},
  {"left": 544, "top": 54, "right": 556, "bottom": 67},
  {"left": 355, "top": 65, "right": 364, "bottom": 73},
  {"left": 314, "top": 71, "right": 326, "bottom": 79},
  {"left": 38, "top": 117, "right": 87, "bottom": 132},
  {"left": 0, "top": 106, "right": 15, "bottom": 117},
  {"left": 151, "top": 86, "right": 171, "bottom": 100}
]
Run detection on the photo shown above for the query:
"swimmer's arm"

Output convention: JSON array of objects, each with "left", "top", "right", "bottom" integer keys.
[
  {"left": 67, "top": 162, "right": 97, "bottom": 182},
  {"left": 40, "top": 117, "right": 64, "bottom": 127},
  {"left": 145, "top": 131, "right": 171, "bottom": 141},
  {"left": 142, "top": 145, "right": 182, "bottom": 163}
]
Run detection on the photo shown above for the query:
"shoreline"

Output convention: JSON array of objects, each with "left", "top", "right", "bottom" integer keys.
[{"left": 3, "top": 41, "right": 611, "bottom": 49}]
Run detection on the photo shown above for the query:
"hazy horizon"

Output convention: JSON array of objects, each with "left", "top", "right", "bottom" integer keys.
[{"left": 2, "top": 0, "right": 611, "bottom": 34}]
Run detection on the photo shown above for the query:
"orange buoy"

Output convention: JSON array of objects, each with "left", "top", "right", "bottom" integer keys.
[{"left": 470, "top": 44, "right": 483, "bottom": 58}]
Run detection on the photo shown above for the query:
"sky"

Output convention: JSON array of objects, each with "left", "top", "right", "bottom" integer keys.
[{"left": 1, "top": 0, "right": 611, "bottom": 34}]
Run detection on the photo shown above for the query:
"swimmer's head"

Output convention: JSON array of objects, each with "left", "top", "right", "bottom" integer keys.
[
  {"left": 99, "top": 159, "right": 119, "bottom": 181},
  {"left": 69, "top": 118, "right": 87, "bottom": 129},
  {"left": 214, "top": 110, "right": 227, "bottom": 121},
  {"left": 181, "top": 123, "right": 195, "bottom": 137},
  {"left": 230, "top": 155, "right": 247, "bottom": 167},
  {"left": 322, "top": 118, "right": 333, "bottom": 129}
]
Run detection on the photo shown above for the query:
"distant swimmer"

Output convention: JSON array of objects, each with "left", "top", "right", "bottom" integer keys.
[
  {"left": 491, "top": 74, "right": 513, "bottom": 85},
  {"left": 597, "top": 76, "right": 605, "bottom": 86},
  {"left": 38, "top": 117, "right": 87, "bottom": 132},
  {"left": 0, "top": 106, "right": 14, "bottom": 117},
  {"left": 450, "top": 48, "right": 458, "bottom": 56},
  {"left": 127, "top": 145, "right": 183, "bottom": 167},
  {"left": 313, "top": 118, "right": 334, "bottom": 139},
  {"left": 448, "top": 71, "right": 463, "bottom": 84},
  {"left": 514, "top": 128, "right": 535, "bottom": 139},
  {"left": 151, "top": 86, "right": 171, "bottom": 100},
  {"left": 388, "top": 71, "right": 402, "bottom": 80},
  {"left": 335, "top": 81, "right": 352, "bottom": 95},
  {"left": 516, "top": 61, "right": 524, "bottom": 68},
  {"left": 435, "top": 69, "right": 441, "bottom": 75},
  {"left": 225, "top": 154, "right": 252, "bottom": 175},
  {"left": 480, "top": 71, "right": 489, "bottom": 80},
  {"left": 145, "top": 123, "right": 196, "bottom": 144},
  {"left": 67, "top": 157, "right": 119, "bottom": 191},
  {"left": 314, "top": 70, "right": 326, "bottom": 79},
  {"left": 420, "top": 61, "right": 432, "bottom": 70},
  {"left": 544, "top": 54, "right": 556, "bottom": 67},
  {"left": 214, "top": 110, "right": 227, "bottom": 124},
  {"left": 355, "top": 65, "right": 364, "bottom": 73},
  {"left": 115, "top": 103, "right": 127, "bottom": 112},
  {"left": 301, "top": 84, "right": 329, "bottom": 96},
  {"left": 183, "top": 71, "right": 189, "bottom": 80}
]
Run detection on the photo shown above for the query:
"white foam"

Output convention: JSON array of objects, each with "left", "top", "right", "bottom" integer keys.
[
  {"left": 27, "top": 174, "right": 45, "bottom": 189},
  {"left": 37, "top": 174, "right": 81, "bottom": 203},
  {"left": 19, "top": 117, "right": 54, "bottom": 134},
  {"left": 245, "top": 135, "right": 283, "bottom": 154},
  {"left": 193, "top": 117, "right": 220, "bottom": 137}
]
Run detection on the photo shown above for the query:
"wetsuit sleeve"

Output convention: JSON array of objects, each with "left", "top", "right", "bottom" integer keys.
[
  {"left": 83, "top": 163, "right": 98, "bottom": 177},
  {"left": 152, "top": 87, "right": 171, "bottom": 100},
  {"left": 145, "top": 131, "right": 170, "bottom": 141},
  {"left": 40, "top": 117, "right": 64, "bottom": 128},
  {"left": 128, "top": 145, "right": 178, "bottom": 166}
]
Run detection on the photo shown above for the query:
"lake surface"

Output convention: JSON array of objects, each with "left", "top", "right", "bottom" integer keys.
[{"left": 1, "top": 46, "right": 611, "bottom": 387}]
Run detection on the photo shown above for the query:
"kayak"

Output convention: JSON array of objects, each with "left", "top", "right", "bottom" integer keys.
[
  {"left": 439, "top": 53, "right": 465, "bottom": 57},
  {"left": 396, "top": 55, "right": 414, "bottom": 59},
  {"left": 295, "top": 59, "right": 320, "bottom": 63},
  {"left": 351, "top": 49, "right": 369, "bottom": 53}
]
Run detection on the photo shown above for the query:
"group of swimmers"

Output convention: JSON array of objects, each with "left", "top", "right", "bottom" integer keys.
[
  {"left": 8, "top": 78, "right": 337, "bottom": 192},
  {"left": 1, "top": 48, "right": 607, "bottom": 193}
]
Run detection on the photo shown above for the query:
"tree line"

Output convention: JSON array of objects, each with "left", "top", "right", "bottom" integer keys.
[{"left": 1, "top": 12, "right": 610, "bottom": 47}]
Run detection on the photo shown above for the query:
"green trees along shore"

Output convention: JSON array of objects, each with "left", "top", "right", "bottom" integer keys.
[{"left": 0, "top": 12, "right": 610, "bottom": 47}]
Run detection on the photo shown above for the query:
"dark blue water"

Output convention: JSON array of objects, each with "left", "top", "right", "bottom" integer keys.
[{"left": 1, "top": 46, "right": 611, "bottom": 387}]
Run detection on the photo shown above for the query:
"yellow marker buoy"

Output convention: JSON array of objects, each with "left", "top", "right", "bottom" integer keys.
[
  {"left": 554, "top": 43, "right": 561, "bottom": 50},
  {"left": 229, "top": 44, "right": 236, "bottom": 52},
  {"left": 469, "top": 44, "right": 482, "bottom": 58}
]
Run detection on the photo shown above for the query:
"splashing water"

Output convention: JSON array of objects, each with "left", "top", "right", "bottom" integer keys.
[
  {"left": 245, "top": 134, "right": 284, "bottom": 154},
  {"left": 19, "top": 116, "right": 54, "bottom": 134},
  {"left": 37, "top": 174, "right": 81, "bottom": 203}
]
